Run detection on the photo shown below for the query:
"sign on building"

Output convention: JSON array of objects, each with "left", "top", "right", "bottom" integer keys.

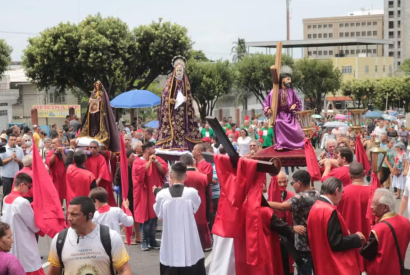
[{"left": 32, "top": 105, "right": 81, "bottom": 118}]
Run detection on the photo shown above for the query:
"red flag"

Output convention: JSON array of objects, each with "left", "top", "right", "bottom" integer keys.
[
  {"left": 120, "top": 133, "right": 133, "bottom": 245},
  {"left": 267, "top": 176, "right": 281, "bottom": 202},
  {"left": 355, "top": 134, "right": 371, "bottom": 173},
  {"left": 76, "top": 128, "right": 81, "bottom": 137},
  {"left": 304, "top": 138, "right": 321, "bottom": 181},
  {"left": 32, "top": 137, "right": 66, "bottom": 238},
  {"left": 366, "top": 171, "right": 381, "bottom": 222}
]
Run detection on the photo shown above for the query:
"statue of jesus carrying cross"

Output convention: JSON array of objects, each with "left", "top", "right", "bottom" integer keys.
[{"left": 262, "top": 42, "right": 305, "bottom": 151}]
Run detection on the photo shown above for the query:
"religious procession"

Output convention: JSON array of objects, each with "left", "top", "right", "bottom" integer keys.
[{"left": 1, "top": 1, "right": 410, "bottom": 275}]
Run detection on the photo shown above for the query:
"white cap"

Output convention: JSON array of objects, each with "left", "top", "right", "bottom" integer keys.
[{"left": 33, "top": 125, "right": 38, "bottom": 128}]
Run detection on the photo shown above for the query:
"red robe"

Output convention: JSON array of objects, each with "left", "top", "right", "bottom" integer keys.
[
  {"left": 46, "top": 150, "right": 66, "bottom": 200},
  {"left": 337, "top": 185, "right": 371, "bottom": 272},
  {"left": 185, "top": 169, "right": 212, "bottom": 250},
  {"left": 366, "top": 214, "right": 410, "bottom": 275},
  {"left": 214, "top": 154, "right": 284, "bottom": 275},
  {"left": 86, "top": 154, "right": 116, "bottom": 206},
  {"left": 13, "top": 167, "right": 33, "bottom": 198},
  {"left": 308, "top": 200, "right": 360, "bottom": 275},
  {"left": 65, "top": 165, "right": 95, "bottom": 207},
  {"left": 321, "top": 165, "right": 351, "bottom": 187},
  {"left": 197, "top": 160, "right": 213, "bottom": 213},
  {"left": 132, "top": 156, "right": 168, "bottom": 223}
]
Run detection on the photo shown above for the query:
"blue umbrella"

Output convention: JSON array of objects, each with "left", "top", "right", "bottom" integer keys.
[
  {"left": 145, "top": 120, "right": 159, "bottom": 128},
  {"left": 110, "top": 90, "right": 161, "bottom": 108},
  {"left": 364, "top": 111, "right": 384, "bottom": 118}
]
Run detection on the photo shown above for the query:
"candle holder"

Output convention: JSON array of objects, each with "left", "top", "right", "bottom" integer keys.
[
  {"left": 347, "top": 108, "right": 367, "bottom": 134},
  {"left": 370, "top": 140, "right": 387, "bottom": 173},
  {"left": 296, "top": 109, "right": 315, "bottom": 137}
]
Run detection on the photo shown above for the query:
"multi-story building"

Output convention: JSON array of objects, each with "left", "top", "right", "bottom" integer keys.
[
  {"left": 384, "top": 0, "right": 409, "bottom": 67},
  {"left": 303, "top": 11, "right": 384, "bottom": 59}
]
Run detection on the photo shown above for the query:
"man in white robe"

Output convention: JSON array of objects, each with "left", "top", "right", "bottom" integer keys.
[
  {"left": 2, "top": 173, "right": 46, "bottom": 275},
  {"left": 154, "top": 162, "right": 206, "bottom": 275}
]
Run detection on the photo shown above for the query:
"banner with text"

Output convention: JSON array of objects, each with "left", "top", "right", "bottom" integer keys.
[{"left": 33, "top": 105, "right": 81, "bottom": 118}]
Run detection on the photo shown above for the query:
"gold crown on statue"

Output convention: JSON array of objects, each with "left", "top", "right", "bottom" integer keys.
[
  {"left": 280, "top": 65, "right": 293, "bottom": 76},
  {"left": 172, "top": 56, "right": 187, "bottom": 68}
]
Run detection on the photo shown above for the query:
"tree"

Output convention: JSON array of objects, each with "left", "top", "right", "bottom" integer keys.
[
  {"left": 372, "top": 76, "right": 410, "bottom": 111},
  {"left": 234, "top": 53, "right": 295, "bottom": 106},
  {"left": 292, "top": 58, "right": 342, "bottom": 113},
  {"left": 342, "top": 78, "right": 376, "bottom": 108},
  {"left": 231, "top": 38, "right": 247, "bottom": 63},
  {"left": 0, "top": 39, "right": 12, "bottom": 77},
  {"left": 186, "top": 60, "right": 234, "bottom": 120},
  {"left": 190, "top": 50, "right": 209, "bottom": 62},
  {"left": 399, "top": 58, "right": 410, "bottom": 74},
  {"left": 132, "top": 18, "right": 192, "bottom": 90}
]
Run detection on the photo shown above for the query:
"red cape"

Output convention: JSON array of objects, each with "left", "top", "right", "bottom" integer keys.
[
  {"left": 86, "top": 154, "right": 116, "bottom": 206},
  {"left": 308, "top": 200, "right": 360, "bottom": 275},
  {"left": 337, "top": 185, "right": 371, "bottom": 272},
  {"left": 185, "top": 170, "right": 212, "bottom": 250},
  {"left": 322, "top": 165, "right": 352, "bottom": 187},
  {"left": 65, "top": 165, "right": 95, "bottom": 207},
  {"left": 132, "top": 156, "right": 168, "bottom": 223},
  {"left": 46, "top": 150, "right": 67, "bottom": 200}
]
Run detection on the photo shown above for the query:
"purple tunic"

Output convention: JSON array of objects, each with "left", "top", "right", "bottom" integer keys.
[
  {"left": 0, "top": 251, "right": 26, "bottom": 275},
  {"left": 263, "top": 88, "right": 305, "bottom": 150}
]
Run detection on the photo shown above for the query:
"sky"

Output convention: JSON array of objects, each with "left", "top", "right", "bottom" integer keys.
[{"left": 0, "top": 0, "right": 383, "bottom": 62}]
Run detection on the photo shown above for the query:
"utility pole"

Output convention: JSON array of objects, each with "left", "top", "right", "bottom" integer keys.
[{"left": 286, "top": 0, "right": 290, "bottom": 55}]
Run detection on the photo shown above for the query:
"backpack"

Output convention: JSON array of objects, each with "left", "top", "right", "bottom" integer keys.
[{"left": 56, "top": 224, "right": 115, "bottom": 275}]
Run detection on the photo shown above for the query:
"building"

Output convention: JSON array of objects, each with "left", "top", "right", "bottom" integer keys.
[
  {"left": 303, "top": 11, "right": 384, "bottom": 59},
  {"left": 0, "top": 74, "right": 19, "bottom": 130},
  {"left": 331, "top": 56, "right": 394, "bottom": 80},
  {"left": 384, "top": 0, "right": 409, "bottom": 67}
]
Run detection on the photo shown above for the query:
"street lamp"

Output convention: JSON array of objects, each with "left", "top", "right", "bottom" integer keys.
[
  {"left": 370, "top": 140, "right": 387, "bottom": 173},
  {"left": 348, "top": 108, "right": 367, "bottom": 134},
  {"left": 296, "top": 109, "right": 315, "bottom": 137}
]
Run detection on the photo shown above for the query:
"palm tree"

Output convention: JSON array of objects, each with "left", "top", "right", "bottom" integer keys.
[{"left": 231, "top": 38, "right": 247, "bottom": 63}]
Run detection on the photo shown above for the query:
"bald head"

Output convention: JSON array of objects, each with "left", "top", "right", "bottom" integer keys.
[
  {"left": 194, "top": 143, "right": 206, "bottom": 152},
  {"left": 277, "top": 171, "right": 288, "bottom": 189},
  {"left": 349, "top": 161, "right": 365, "bottom": 179}
]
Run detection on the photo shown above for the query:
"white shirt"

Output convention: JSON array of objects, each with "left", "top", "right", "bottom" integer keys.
[
  {"left": 374, "top": 126, "right": 387, "bottom": 139},
  {"left": 154, "top": 186, "right": 204, "bottom": 267},
  {"left": 2, "top": 193, "right": 42, "bottom": 272},
  {"left": 320, "top": 195, "right": 334, "bottom": 206},
  {"left": 93, "top": 206, "right": 134, "bottom": 235},
  {"left": 397, "top": 119, "right": 405, "bottom": 128},
  {"left": 321, "top": 133, "right": 335, "bottom": 149},
  {"left": 0, "top": 144, "right": 24, "bottom": 178},
  {"left": 403, "top": 179, "right": 410, "bottom": 216},
  {"left": 237, "top": 136, "right": 252, "bottom": 156},
  {"left": 48, "top": 225, "right": 130, "bottom": 273}
]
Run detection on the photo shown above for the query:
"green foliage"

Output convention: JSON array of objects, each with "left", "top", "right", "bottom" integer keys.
[
  {"left": 399, "top": 59, "right": 410, "bottom": 74},
  {"left": 187, "top": 59, "right": 235, "bottom": 120},
  {"left": 292, "top": 58, "right": 342, "bottom": 113},
  {"left": 372, "top": 76, "right": 410, "bottom": 111},
  {"left": 132, "top": 18, "right": 192, "bottom": 90},
  {"left": 231, "top": 38, "right": 247, "bottom": 63},
  {"left": 342, "top": 78, "right": 375, "bottom": 108},
  {"left": 234, "top": 53, "right": 295, "bottom": 105},
  {"left": 0, "top": 39, "right": 12, "bottom": 77},
  {"left": 22, "top": 15, "right": 192, "bottom": 100},
  {"left": 190, "top": 50, "right": 209, "bottom": 62}
]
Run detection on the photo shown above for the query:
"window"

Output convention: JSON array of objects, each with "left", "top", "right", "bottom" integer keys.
[
  {"left": 329, "top": 24, "right": 333, "bottom": 28},
  {"left": 367, "top": 31, "right": 371, "bottom": 36},
  {"left": 389, "top": 31, "right": 394, "bottom": 39},
  {"left": 49, "top": 92, "right": 66, "bottom": 104},
  {"left": 350, "top": 23, "right": 355, "bottom": 27},
  {"left": 356, "top": 31, "right": 360, "bottom": 36},
  {"left": 351, "top": 32, "right": 355, "bottom": 37},
  {"left": 383, "top": 65, "right": 385, "bottom": 72},
  {"left": 324, "top": 33, "right": 328, "bottom": 38},
  {"left": 329, "top": 33, "right": 333, "bottom": 38},
  {"left": 398, "top": 31, "right": 401, "bottom": 38},
  {"left": 356, "top": 22, "right": 360, "bottom": 26},
  {"left": 373, "top": 31, "right": 377, "bottom": 36},
  {"left": 373, "top": 22, "right": 377, "bottom": 26},
  {"left": 313, "top": 34, "right": 317, "bottom": 38},
  {"left": 308, "top": 34, "right": 312, "bottom": 39},
  {"left": 318, "top": 25, "right": 322, "bottom": 28},
  {"left": 389, "top": 52, "right": 394, "bottom": 57},
  {"left": 398, "top": 41, "right": 401, "bottom": 48},
  {"left": 373, "top": 49, "right": 377, "bottom": 54},
  {"left": 308, "top": 25, "right": 312, "bottom": 29},
  {"left": 329, "top": 50, "right": 333, "bottom": 55},
  {"left": 340, "top": 32, "right": 344, "bottom": 37},
  {"left": 398, "top": 21, "right": 401, "bottom": 28},
  {"left": 356, "top": 49, "right": 360, "bottom": 54},
  {"left": 340, "top": 50, "right": 344, "bottom": 54},
  {"left": 324, "top": 24, "right": 327, "bottom": 28},
  {"left": 398, "top": 11, "right": 401, "bottom": 18},
  {"left": 389, "top": 11, "right": 394, "bottom": 18},
  {"left": 313, "top": 25, "right": 317, "bottom": 29},
  {"left": 342, "top": 65, "right": 352, "bottom": 74},
  {"left": 367, "top": 22, "right": 371, "bottom": 26},
  {"left": 345, "top": 23, "right": 349, "bottom": 27},
  {"left": 367, "top": 49, "right": 372, "bottom": 53},
  {"left": 313, "top": 51, "right": 317, "bottom": 55},
  {"left": 319, "top": 51, "right": 323, "bottom": 55},
  {"left": 351, "top": 50, "right": 355, "bottom": 54},
  {"left": 388, "top": 1, "right": 393, "bottom": 8},
  {"left": 308, "top": 51, "right": 312, "bottom": 56},
  {"left": 398, "top": 51, "right": 401, "bottom": 58},
  {"left": 362, "top": 49, "right": 366, "bottom": 53},
  {"left": 324, "top": 51, "right": 328, "bottom": 55},
  {"left": 318, "top": 33, "right": 322, "bottom": 38},
  {"left": 362, "top": 31, "right": 366, "bottom": 36},
  {"left": 340, "top": 23, "right": 344, "bottom": 27},
  {"left": 389, "top": 65, "right": 392, "bottom": 73},
  {"left": 345, "top": 32, "right": 349, "bottom": 37},
  {"left": 362, "top": 22, "right": 366, "bottom": 26},
  {"left": 389, "top": 21, "right": 394, "bottom": 29},
  {"left": 365, "top": 65, "right": 369, "bottom": 74},
  {"left": 375, "top": 65, "right": 378, "bottom": 72},
  {"left": 398, "top": 0, "right": 401, "bottom": 7}
]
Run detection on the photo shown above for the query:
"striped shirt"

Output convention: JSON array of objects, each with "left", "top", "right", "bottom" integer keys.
[{"left": 211, "top": 163, "right": 220, "bottom": 199}]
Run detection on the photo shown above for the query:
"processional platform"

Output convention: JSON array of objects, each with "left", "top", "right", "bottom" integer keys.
[{"left": 252, "top": 147, "right": 307, "bottom": 168}]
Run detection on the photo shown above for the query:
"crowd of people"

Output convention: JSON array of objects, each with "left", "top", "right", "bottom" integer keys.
[{"left": 0, "top": 112, "right": 410, "bottom": 275}]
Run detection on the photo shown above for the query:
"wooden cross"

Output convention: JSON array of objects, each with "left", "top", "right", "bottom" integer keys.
[
  {"left": 202, "top": 117, "right": 279, "bottom": 174},
  {"left": 269, "top": 42, "right": 283, "bottom": 126}
]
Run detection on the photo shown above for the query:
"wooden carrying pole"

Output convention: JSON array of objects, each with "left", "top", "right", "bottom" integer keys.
[{"left": 270, "top": 42, "right": 283, "bottom": 126}]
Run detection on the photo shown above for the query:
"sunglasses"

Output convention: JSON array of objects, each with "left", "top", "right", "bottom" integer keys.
[
  {"left": 290, "top": 180, "right": 299, "bottom": 186},
  {"left": 89, "top": 146, "right": 98, "bottom": 149},
  {"left": 26, "top": 183, "right": 33, "bottom": 190}
]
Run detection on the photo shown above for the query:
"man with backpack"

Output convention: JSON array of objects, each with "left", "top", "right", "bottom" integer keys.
[{"left": 47, "top": 196, "right": 131, "bottom": 275}]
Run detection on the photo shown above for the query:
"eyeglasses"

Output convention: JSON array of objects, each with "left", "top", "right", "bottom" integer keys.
[
  {"left": 290, "top": 180, "right": 300, "bottom": 186},
  {"left": 26, "top": 183, "right": 33, "bottom": 190},
  {"left": 89, "top": 146, "right": 98, "bottom": 149}
]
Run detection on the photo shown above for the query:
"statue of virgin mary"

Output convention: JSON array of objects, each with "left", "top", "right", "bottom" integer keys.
[
  {"left": 156, "top": 56, "right": 202, "bottom": 151},
  {"left": 78, "top": 80, "right": 120, "bottom": 152}
]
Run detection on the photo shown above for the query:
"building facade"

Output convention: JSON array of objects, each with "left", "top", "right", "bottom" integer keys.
[
  {"left": 0, "top": 75, "right": 19, "bottom": 131},
  {"left": 332, "top": 56, "right": 395, "bottom": 80},
  {"left": 303, "top": 11, "right": 384, "bottom": 60},
  {"left": 384, "top": 0, "right": 409, "bottom": 67}
]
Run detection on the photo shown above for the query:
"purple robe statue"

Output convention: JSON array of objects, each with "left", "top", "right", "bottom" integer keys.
[
  {"left": 156, "top": 58, "right": 202, "bottom": 151},
  {"left": 263, "top": 88, "right": 305, "bottom": 150}
]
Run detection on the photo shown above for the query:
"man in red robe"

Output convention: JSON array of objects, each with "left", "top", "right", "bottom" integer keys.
[
  {"left": 360, "top": 188, "right": 410, "bottom": 275},
  {"left": 179, "top": 153, "right": 212, "bottom": 251},
  {"left": 83, "top": 141, "right": 116, "bottom": 206},
  {"left": 64, "top": 149, "right": 96, "bottom": 209},
  {"left": 337, "top": 162, "right": 371, "bottom": 273},
  {"left": 133, "top": 141, "right": 168, "bottom": 251},
  {"left": 46, "top": 138, "right": 67, "bottom": 205},
  {"left": 308, "top": 177, "right": 365, "bottom": 275},
  {"left": 193, "top": 143, "right": 213, "bottom": 223},
  {"left": 322, "top": 148, "right": 353, "bottom": 187}
]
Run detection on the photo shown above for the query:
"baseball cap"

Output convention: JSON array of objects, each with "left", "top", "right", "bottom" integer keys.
[{"left": 202, "top": 137, "right": 212, "bottom": 143}]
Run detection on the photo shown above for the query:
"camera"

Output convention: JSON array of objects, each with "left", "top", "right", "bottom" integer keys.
[{"left": 0, "top": 144, "right": 5, "bottom": 154}]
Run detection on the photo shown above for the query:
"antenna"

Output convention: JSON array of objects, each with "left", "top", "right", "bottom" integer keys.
[{"left": 286, "top": 0, "right": 291, "bottom": 55}]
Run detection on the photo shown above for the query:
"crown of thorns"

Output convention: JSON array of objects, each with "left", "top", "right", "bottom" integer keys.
[{"left": 280, "top": 65, "right": 293, "bottom": 76}]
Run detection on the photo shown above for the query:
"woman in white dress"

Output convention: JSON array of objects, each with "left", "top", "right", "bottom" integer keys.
[
  {"left": 237, "top": 129, "right": 252, "bottom": 156},
  {"left": 392, "top": 142, "right": 408, "bottom": 199}
]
